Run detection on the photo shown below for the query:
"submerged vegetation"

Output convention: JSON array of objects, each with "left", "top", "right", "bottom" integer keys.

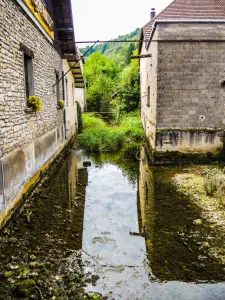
[
  {"left": 172, "top": 166, "right": 225, "bottom": 265},
  {"left": 79, "top": 113, "right": 143, "bottom": 152}
]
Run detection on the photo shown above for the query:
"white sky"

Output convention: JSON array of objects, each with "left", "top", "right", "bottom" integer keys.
[{"left": 72, "top": 0, "right": 173, "bottom": 43}]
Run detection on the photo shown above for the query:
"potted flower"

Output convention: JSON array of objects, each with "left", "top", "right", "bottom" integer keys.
[
  {"left": 57, "top": 99, "right": 65, "bottom": 109},
  {"left": 27, "top": 96, "right": 43, "bottom": 112}
]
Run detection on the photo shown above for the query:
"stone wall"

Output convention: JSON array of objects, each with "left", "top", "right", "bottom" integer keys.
[
  {"left": 156, "top": 23, "right": 225, "bottom": 130},
  {"left": 63, "top": 60, "right": 77, "bottom": 139},
  {"left": 0, "top": 0, "right": 78, "bottom": 223},
  {"left": 75, "top": 88, "right": 86, "bottom": 112},
  {"left": 0, "top": 0, "right": 64, "bottom": 158},
  {"left": 155, "top": 130, "right": 224, "bottom": 154},
  {"left": 140, "top": 27, "right": 159, "bottom": 150}
]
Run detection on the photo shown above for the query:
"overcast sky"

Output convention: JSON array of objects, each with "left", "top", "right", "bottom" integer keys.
[{"left": 72, "top": 0, "right": 173, "bottom": 43}]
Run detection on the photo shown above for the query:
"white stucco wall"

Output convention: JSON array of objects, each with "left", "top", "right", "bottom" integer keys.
[
  {"left": 75, "top": 87, "right": 86, "bottom": 112},
  {"left": 63, "top": 60, "right": 77, "bottom": 138}
]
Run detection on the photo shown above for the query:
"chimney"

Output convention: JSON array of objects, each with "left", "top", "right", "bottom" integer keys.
[{"left": 151, "top": 8, "right": 156, "bottom": 19}]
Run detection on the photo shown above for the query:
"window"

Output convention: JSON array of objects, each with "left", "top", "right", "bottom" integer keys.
[
  {"left": 147, "top": 85, "right": 150, "bottom": 107},
  {"left": 24, "top": 54, "right": 34, "bottom": 98},
  {"left": 72, "top": 83, "right": 75, "bottom": 106},
  {"left": 55, "top": 71, "right": 60, "bottom": 101},
  {"left": 65, "top": 78, "right": 68, "bottom": 106}
]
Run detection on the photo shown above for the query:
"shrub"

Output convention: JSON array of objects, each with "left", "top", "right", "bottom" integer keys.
[
  {"left": 76, "top": 101, "right": 83, "bottom": 134},
  {"left": 203, "top": 168, "right": 225, "bottom": 205},
  {"left": 27, "top": 96, "right": 43, "bottom": 112},
  {"left": 120, "top": 115, "right": 143, "bottom": 140},
  {"left": 82, "top": 114, "right": 105, "bottom": 130},
  {"left": 57, "top": 99, "right": 65, "bottom": 109},
  {"left": 78, "top": 112, "right": 143, "bottom": 152}
]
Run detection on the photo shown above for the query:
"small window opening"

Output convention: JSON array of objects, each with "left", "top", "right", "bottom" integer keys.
[
  {"left": 55, "top": 71, "right": 60, "bottom": 101},
  {"left": 24, "top": 54, "right": 34, "bottom": 99},
  {"left": 65, "top": 78, "right": 68, "bottom": 106},
  {"left": 147, "top": 85, "right": 150, "bottom": 107},
  {"left": 72, "top": 83, "right": 75, "bottom": 106}
]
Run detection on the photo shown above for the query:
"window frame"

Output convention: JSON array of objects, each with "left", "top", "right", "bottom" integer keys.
[
  {"left": 20, "top": 43, "right": 34, "bottom": 100},
  {"left": 147, "top": 85, "right": 150, "bottom": 107},
  {"left": 65, "top": 78, "right": 68, "bottom": 106},
  {"left": 55, "top": 70, "right": 60, "bottom": 101}
]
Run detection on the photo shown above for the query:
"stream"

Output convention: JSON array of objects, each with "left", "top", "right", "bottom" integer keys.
[{"left": 0, "top": 146, "right": 225, "bottom": 299}]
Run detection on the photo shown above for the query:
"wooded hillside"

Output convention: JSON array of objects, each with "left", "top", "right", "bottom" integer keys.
[{"left": 79, "top": 28, "right": 140, "bottom": 67}]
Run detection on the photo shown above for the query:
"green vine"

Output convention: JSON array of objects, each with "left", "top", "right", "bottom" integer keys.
[{"left": 76, "top": 102, "right": 83, "bottom": 133}]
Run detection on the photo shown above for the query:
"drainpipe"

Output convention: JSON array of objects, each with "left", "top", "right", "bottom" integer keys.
[
  {"left": 0, "top": 160, "right": 6, "bottom": 210},
  {"left": 62, "top": 70, "right": 67, "bottom": 139}
]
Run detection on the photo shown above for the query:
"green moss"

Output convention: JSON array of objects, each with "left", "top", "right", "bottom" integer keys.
[
  {"left": 154, "top": 151, "right": 222, "bottom": 165},
  {"left": 156, "top": 128, "right": 223, "bottom": 134},
  {"left": 15, "top": 279, "right": 36, "bottom": 295},
  {"left": 5, "top": 271, "right": 13, "bottom": 278}
]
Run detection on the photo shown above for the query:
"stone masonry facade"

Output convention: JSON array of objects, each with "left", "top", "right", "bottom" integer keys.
[
  {"left": 156, "top": 23, "right": 225, "bottom": 130},
  {"left": 140, "top": 22, "right": 225, "bottom": 159},
  {"left": 0, "top": 0, "right": 64, "bottom": 158}
]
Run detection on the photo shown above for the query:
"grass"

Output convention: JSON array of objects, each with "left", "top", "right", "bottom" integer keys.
[{"left": 78, "top": 113, "right": 143, "bottom": 152}]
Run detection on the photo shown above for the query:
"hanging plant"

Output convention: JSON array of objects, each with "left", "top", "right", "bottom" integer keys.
[
  {"left": 27, "top": 96, "right": 43, "bottom": 112},
  {"left": 57, "top": 99, "right": 65, "bottom": 109}
]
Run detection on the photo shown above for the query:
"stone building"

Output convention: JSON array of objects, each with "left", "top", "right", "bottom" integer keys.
[
  {"left": 139, "top": 0, "right": 225, "bottom": 162},
  {"left": 0, "top": 0, "right": 83, "bottom": 223}
]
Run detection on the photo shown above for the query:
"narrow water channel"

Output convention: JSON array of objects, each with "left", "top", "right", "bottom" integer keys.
[{"left": 0, "top": 147, "right": 225, "bottom": 299}]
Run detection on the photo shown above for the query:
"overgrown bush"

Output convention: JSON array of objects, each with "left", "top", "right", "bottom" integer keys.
[
  {"left": 203, "top": 168, "right": 225, "bottom": 205},
  {"left": 78, "top": 112, "right": 143, "bottom": 152},
  {"left": 76, "top": 102, "right": 83, "bottom": 134},
  {"left": 82, "top": 113, "right": 105, "bottom": 130}
]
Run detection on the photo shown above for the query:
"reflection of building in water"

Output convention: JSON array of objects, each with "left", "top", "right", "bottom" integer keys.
[
  {"left": 67, "top": 152, "right": 88, "bottom": 246},
  {"left": 138, "top": 147, "right": 154, "bottom": 241},
  {"left": 138, "top": 147, "right": 225, "bottom": 282}
]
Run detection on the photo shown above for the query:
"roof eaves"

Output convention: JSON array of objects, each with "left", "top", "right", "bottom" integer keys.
[
  {"left": 146, "top": 21, "right": 156, "bottom": 51},
  {"left": 138, "top": 28, "right": 144, "bottom": 54}
]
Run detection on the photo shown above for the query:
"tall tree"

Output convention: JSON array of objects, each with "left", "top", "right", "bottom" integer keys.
[
  {"left": 84, "top": 52, "right": 119, "bottom": 114},
  {"left": 112, "top": 49, "right": 140, "bottom": 115}
]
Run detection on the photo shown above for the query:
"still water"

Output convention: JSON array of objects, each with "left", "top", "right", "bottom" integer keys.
[{"left": 0, "top": 147, "right": 225, "bottom": 299}]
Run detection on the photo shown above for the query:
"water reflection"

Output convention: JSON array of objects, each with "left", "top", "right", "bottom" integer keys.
[
  {"left": 0, "top": 148, "right": 225, "bottom": 299},
  {"left": 80, "top": 148, "right": 225, "bottom": 299}
]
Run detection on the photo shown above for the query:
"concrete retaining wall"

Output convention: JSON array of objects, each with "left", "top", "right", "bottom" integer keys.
[
  {"left": 156, "top": 130, "right": 224, "bottom": 154},
  {"left": 0, "top": 124, "right": 66, "bottom": 221}
]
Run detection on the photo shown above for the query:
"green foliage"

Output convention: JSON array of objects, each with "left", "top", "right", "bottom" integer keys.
[
  {"left": 79, "top": 124, "right": 123, "bottom": 152},
  {"left": 76, "top": 102, "right": 83, "bottom": 134},
  {"left": 82, "top": 113, "right": 105, "bottom": 129},
  {"left": 80, "top": 28, "right": 140, "bottom": 68},
  {"left": 112, "top": 49, "right": 140, "bottom": 115},
  {"left": 120, "top": 113, "right": 143, "bottom": 140},
  {"left": 82, "top": 29, "right": 141, "bottom": 118},
  {"left": 84, "top": 52, "right": 119, "bottom": 114},
  {"left": 79, "top": 113, "right": 143, "bottom": 152},
  {"left": 27, "top": 96, "right": 43, "bottom": 112},
  {"left": 57, "top": 99, "right": 65, "bottom": 109}
]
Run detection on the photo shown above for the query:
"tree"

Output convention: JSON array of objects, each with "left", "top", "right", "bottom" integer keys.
[
  {"left": 84, "top": 52, "right": 119, "bottom": 115},
  {"left": 112, "top": 49, "right": 140, "bottom": 115}
]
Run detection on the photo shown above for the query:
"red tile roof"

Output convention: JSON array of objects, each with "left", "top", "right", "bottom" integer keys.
[
  {"left": 140, "top": 0, "right": 225, "bottom": 51},
  {"left": 143, "top": 22, "right": 153, "bottom": 46},
  {"left": 157, "top": 0, "right": 225, "bottom": 20}
]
